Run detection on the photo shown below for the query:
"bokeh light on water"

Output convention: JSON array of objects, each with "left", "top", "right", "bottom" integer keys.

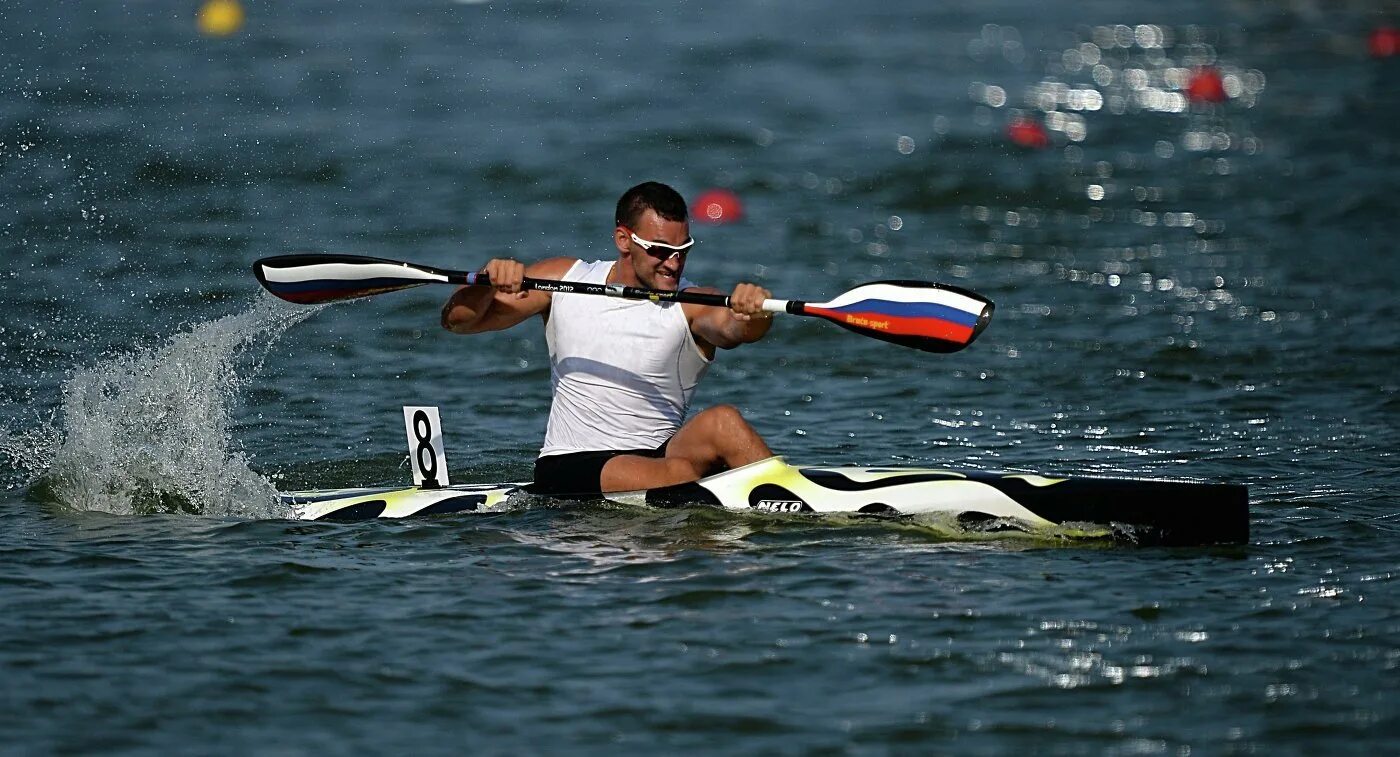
[{"left": 953, "top": 23, "right": 1277, "bottom": 360}]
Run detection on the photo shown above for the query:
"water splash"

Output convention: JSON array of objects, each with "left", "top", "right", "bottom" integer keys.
[{"left": 9, "top": 295, "right": 321, "bottom": 518}]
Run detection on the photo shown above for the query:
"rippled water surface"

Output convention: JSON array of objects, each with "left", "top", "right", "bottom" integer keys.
[{"left": 3, "top": 0, "right": 1397, "bottom": 752}]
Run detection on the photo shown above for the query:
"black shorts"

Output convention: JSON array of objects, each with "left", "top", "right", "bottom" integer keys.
[{"left": 529, "top": 441, "right": 670, "bottom": 497}]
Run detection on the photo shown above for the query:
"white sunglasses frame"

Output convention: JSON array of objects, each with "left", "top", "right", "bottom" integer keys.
[{"left": 626, "top": 230, "right": 695, "bottom": 262}]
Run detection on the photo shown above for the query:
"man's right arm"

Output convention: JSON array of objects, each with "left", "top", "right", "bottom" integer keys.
[{"left": 441, "top": 257, "right": 575, "bottom": 334}]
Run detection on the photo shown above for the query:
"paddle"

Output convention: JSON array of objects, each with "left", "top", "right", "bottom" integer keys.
[{"left": 254, "top": 253, "right": 993, "bottom": 353}]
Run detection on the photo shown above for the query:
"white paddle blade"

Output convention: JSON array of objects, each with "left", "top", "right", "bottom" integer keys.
[{"left": 255, "top": 254, "right": 450, "bottom": 304}]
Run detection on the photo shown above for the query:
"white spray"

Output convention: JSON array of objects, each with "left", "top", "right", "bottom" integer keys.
[{"left": 8, "top": 295, "right": 321, "bottom": 518}]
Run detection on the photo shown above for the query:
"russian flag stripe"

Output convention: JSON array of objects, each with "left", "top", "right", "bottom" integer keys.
[
  {"left": 814, "top": 299, "right": 983, "bottom": 327},
  {"left": 804, "top": 307, "right": 978, "bottom": 344}
]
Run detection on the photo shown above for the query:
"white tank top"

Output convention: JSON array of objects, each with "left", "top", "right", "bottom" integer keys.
[{"left": 539, "top": 259, "right": 712, "bottom": 457}]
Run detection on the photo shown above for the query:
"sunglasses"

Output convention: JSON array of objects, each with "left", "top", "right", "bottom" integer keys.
[{"left": 626, "top": 229, "right": 695, "bottom": 262}]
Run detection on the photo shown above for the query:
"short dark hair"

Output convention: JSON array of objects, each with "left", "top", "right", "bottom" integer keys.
[{"left": 615, "top": 182, "right": 688, "bottom": 228}]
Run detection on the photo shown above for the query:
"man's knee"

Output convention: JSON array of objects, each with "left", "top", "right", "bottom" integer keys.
[{"left": 697, "top": 403, "right": 748, "bottom": 432}]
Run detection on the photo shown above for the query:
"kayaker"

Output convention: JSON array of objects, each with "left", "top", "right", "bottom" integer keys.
[{"left": 441, "top": 181, "right": 776, "bottom": 495}]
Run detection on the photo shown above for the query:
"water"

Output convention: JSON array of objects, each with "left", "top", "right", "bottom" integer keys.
[{"left": 3, "top": 0, "right": 1397, "bottom": 752}]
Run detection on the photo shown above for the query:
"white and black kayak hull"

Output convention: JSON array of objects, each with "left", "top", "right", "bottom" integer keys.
[{"left": 283, "top": 457, "right": 1247, "bottom": 546}]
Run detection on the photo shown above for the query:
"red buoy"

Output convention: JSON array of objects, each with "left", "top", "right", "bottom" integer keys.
[
  {"left": 1186, "top": 67, "right": 1228, "bottom": 103},
  {"left": 1369, "top": 26, "right": 1400, "bottom": 58},
  {"left": 1007, "top": 115, "right": 1049, "bottom": 149},
  {"left": 691, "top": 188, "right": 744, "bottom": 224}
]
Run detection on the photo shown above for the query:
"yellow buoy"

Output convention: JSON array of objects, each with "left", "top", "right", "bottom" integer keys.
[{"left": 197, "top": 0, "right": 245, "bottom": 37}]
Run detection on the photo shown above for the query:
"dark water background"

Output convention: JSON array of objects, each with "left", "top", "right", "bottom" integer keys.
[{"left": 3, "top": 0, "right": 1398, "bottom": 752}]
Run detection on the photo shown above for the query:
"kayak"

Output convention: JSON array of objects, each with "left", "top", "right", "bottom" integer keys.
[
  {"left": 284, "top": 456, "right": 1248, "bottom": 546},
  {"left": 254, "top": 259, "right": 1244, "bottom": 545}
]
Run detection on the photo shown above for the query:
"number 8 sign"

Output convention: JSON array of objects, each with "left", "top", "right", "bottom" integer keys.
[{"left": 403, "top": 406, "right": 450, "bottom": 488}]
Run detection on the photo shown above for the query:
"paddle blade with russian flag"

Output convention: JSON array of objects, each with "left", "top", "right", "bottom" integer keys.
[
  {"left": 796, "top": 281, "right": 994, "bottom": 353},
  {"left": 254, "top": 254, "right": 455, "bottom": 304}
]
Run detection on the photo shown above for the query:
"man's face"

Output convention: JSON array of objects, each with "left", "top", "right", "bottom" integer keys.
[{"left": 617, "top": 208, "right": 692, "bottom": 291}]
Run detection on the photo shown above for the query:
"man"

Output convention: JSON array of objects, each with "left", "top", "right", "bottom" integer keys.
[{"left": 441, "top": 182, "right": 776, "bottom": 495}]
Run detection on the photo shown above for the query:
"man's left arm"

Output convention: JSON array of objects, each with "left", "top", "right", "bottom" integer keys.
[{"left": 689, "top": 283, "right": 774, "bottom": 350}]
